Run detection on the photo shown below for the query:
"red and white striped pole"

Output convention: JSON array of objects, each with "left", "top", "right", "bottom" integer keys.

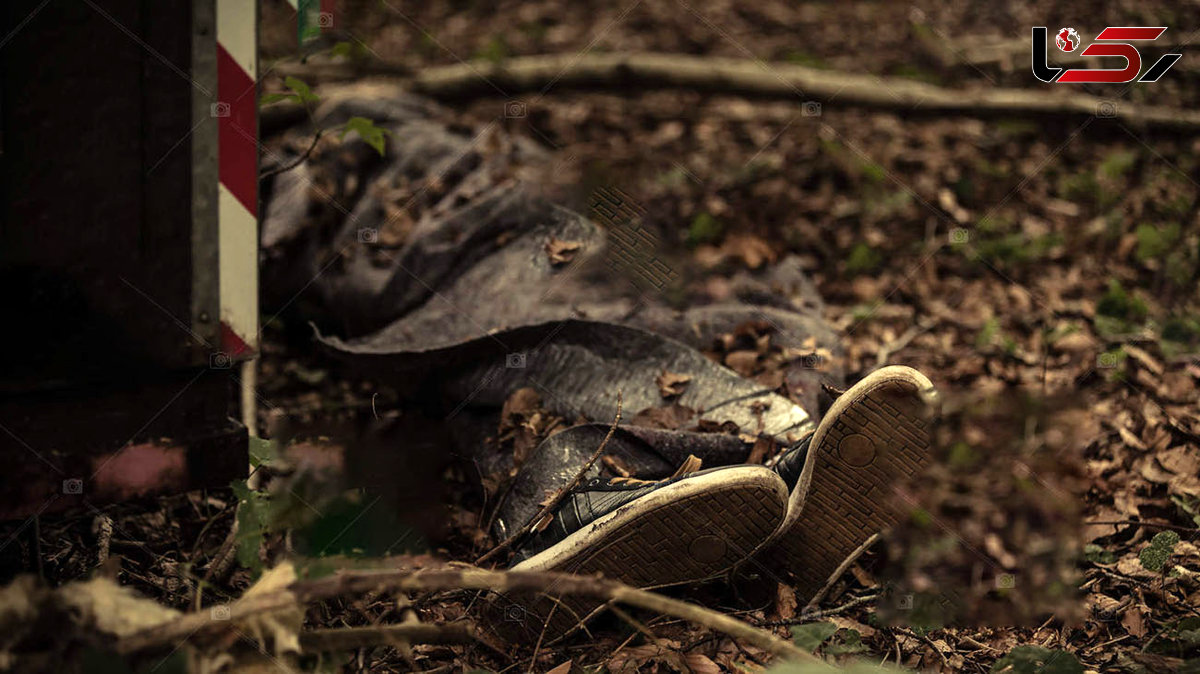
[{"left": 215, "top": 0, "right": 259, "bottom": 359}]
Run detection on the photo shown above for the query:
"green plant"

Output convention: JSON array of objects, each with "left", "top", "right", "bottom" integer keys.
[
  {"left": 687, "top": 212, "right": 723, "bottom": 246},
  {"left": 845, "top": 243, "right": 882, "bottom": 275},
  {"left": 259, "top": 74, "right": 391, "bottom": 182},
  {"left": 1082, "top": 543, "right": 1115, "bottom": 565},
  {"left": 1139, "top": 530, "right": 1180, "bottom": 573},
  {"left": 991, "top": 645, "right": 1084, "bottom": 673},
  {"left": 1135, "top": 222, "right": 1181, "bottom": 262},
  {"left": 1095, "top": 280, "right": 1148, "bottom": 336},
  {"left": 1099, "top": 150, "right": 1137, "bottom": 180}
]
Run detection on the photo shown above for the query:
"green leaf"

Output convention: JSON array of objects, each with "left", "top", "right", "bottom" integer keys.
[
  {"left": 686, "top": 212, "right": 723, "bottom": 247},
  {"left": 790, "top": 621, "right": 838, "bottom": 651},
  {"left": 247, "top": 435, "right": 276, "bottom": 468},
  {"left": 283, "top": 75, "right": 320, "bottom": 105},
  {"left": 261, "top": 92, "right": 300, "bottom": 105},
  {"left": 845, "top": 242, "right": 882, "bottom": 275},
  {"left": 991, "top": 646, "right": 1084, "bottom": 673},
  {"left": 826, "top": 628, "right": 866, "bottom": 655},
  {"left": 1083, "top": 543, "right": 1115, "bottom": 565},
  {"left": 338, "top": 116, "right": 391, "bottom": 156},
  {"left": 765, "top": 660, "right": 904, "bottom": 673},
  {"left": 1139, "top": 530, "right": 1180, "bottom": 573},
  {"left": 1171, "top": 495, "right": 1200, "bottom": 527},
  {"left": 330, "top": 41, "right": 353, "bottom": 59},
  {"left": 231, "top": 480, "right": 270, "bottom": 576},
  {"left": 1135, "top": 222, "right": 1181, "bottom": 262}
]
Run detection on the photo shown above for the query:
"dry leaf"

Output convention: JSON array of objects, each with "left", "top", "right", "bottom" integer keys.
[
  {"left": 656, "top": 371, "right": 692, "bottom": 398},
  {"left": 684, "top": 653, "right": 722, "bottom": 674},
  {"left": 724, "top": 350, "right": 759, "bottom": 377},
  {"left": 1121, "top": 605, "right": 1147, "bottom": 638},
  {"left": 602, "top": 454, "right": 634, "bottom": 477},
  {"left": 56, "top": 577, "right": 181, "bottom": 638},
  {"left": 237, "top": 562, "right": 302, "bottom": 657},
  {"left": 545, "top": 237, "right": 582, "bottom": 266},
  {"left": 771, "top": 583, "right": 797, "bottom": 621}
]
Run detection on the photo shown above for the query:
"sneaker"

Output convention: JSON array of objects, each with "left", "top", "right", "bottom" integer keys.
[
  {"left": 496, "top": 461, "right": 789, "bottom": 640},
  {"left": 758, "top": 365, "right": 937, "bottom": 601}
]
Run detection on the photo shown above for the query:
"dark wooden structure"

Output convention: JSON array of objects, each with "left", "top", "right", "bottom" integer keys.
[{"left": 0, "top": 0, "right": 256, "bottom": 518}]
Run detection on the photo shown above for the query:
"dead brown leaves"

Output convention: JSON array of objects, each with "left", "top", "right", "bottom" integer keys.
[{"left": 545, "top": 237, "right": 583, "bottom": 266}]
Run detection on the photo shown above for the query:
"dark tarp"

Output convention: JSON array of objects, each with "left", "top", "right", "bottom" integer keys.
[{"left": 259, "top": 82, "right": 843, "bottom": 544}]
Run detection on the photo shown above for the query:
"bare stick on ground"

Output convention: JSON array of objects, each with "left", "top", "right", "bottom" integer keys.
[
  {"left": 474, "top": 392, "right": 623, "bottom": 566},
  {"left": 275, "top": 52, "right": 1200, "bottom": 130},
  {"left": 118, "top": 566, "right": 813, "bottom": 661}
]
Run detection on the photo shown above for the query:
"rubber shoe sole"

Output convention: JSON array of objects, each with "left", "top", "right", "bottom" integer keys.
[
  {"left": 760, "top": 365, "right": 936, "bottom": 602},
  {"left": 492, "top": 465, "right": 789, "bottom": 641}
]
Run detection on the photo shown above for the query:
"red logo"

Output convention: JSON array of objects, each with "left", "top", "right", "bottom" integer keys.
[
  {"left": 1056, "top": 27, "right": 1080, "bottom": 52},
  {"left": 1032, "top": 26, "right": 1181, "bottom": 83}
]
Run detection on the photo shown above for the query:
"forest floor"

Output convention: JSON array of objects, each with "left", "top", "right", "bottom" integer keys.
[{"left": 3, "top": 1, "right": 1200, "bottom": 672}]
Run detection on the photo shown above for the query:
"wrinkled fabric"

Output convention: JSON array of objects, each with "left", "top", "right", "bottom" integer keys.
[{"left": 259, "top": 82, "right": 843, "bottom": 544}]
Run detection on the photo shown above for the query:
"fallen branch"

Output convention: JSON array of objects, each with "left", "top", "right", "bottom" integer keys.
[
  {"left": 276, "top": 52, "right": 1200, "bottom": 130},
  {"left": 119, "top": 566, "right": 812, "bottom": 661},
  {"left": 474, "top": 392, "right": 623, "bottom": 566},
  {"left": 298, "top": 623, "right": 475, "bottom": 651}
]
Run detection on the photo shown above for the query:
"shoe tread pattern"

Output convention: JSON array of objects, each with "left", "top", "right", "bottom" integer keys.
[
  {"left": 766, "top": 380, "right": 932, "bottom": 601},
  {"left": 500, "top": 480, "right": 785, "bottom": 640}
]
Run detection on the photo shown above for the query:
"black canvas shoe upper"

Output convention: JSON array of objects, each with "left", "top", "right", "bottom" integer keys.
[
  {"left": 769, "top": 434, "right": 812, "bottom": 491},
  {"left": 513, "top": 467, "right": 726, "bottom": 563},
  {"left": 510, "top": 437, "right": 812, "bottom": 565}
]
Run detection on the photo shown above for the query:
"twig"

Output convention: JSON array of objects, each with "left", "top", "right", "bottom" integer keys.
[
  {"left": 203, "top": 517, "right": 240, "bottom": 584},
  {"left": 755, "top": 593, "right": 879, "bottom": 627},
  {"left": 804, "top": 532, "right": 880, "bottom": 610},
  {"left": 897, "top": 627, "right": 948, "bottom": 669},
  {"left": 1082, "top": 520, "right": 1198, "bottom": 534},
  {"left": 298, "top": 623, "right": 475, "bottom": 650},
  {"left": 93, "top": 514, "right": 114, "bottom": 568},
  {"left": 876, "top": 319, "right": 933, "bottom": 366},
  {"left": 276, "top": 52, "right": 1200, "bottom": 130},
  {"left": 527, "top": 600, "right": 558, "bottom": 673},
  {"left": 474, "top": 392, "right": 623, "bottom": 566},
  {"left": 117, "top": 566, "right": 813, "bottom": 661},
  {"left": 240, "top": 360, "right": 258, "bottom": 437},
  {"left": 260, "top": 129, "right": 324, "bottom": 181},
  {"left": 609, "top": 604, "right": 660, "bottom": 644}
]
